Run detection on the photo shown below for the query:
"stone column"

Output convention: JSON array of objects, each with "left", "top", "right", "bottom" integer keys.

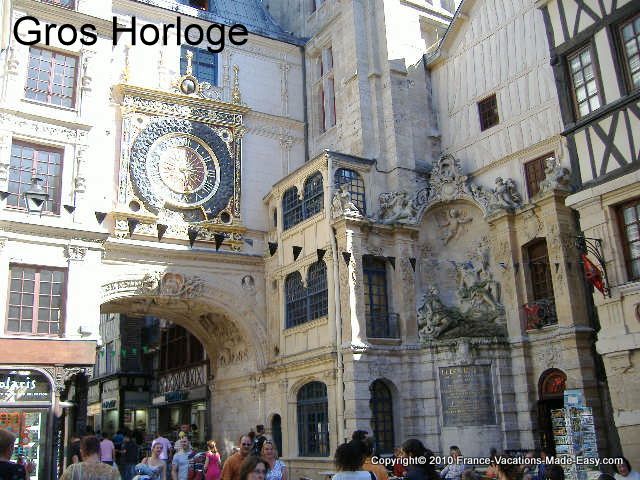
[{"left": 391, "top": 226, "right": 419, "bottom": 342}]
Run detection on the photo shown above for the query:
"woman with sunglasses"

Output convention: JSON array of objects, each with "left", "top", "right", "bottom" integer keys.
[{"left": 261, "top": 441, "right": 287, "bottom": 480}]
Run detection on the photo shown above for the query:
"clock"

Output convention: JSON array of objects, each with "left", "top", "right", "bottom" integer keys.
[{"left": 129, "top": 117, "right": 234, "bottom": 222}]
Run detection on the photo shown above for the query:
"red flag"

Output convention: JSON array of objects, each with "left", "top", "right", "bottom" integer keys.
[
  {"left": 581, "top": 253, "right": 605, "bottom": 294},
  {"left": 524, "top": 303, "right": 542, "bottom": 329}
]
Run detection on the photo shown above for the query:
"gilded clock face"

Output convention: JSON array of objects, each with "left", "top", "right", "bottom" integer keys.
[
  {"left": 129, "top": 118, "right": 235, "bottom": 222},
  {"left": 147, "top": 133, "right": 220, "bottom": 208}
]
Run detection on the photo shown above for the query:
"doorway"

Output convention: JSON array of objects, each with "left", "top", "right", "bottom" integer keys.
[{"left": 537, "top": 369, "right": 566, "bottom": 454}]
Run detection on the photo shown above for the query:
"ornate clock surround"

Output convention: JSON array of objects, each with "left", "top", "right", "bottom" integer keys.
[{"left": 113, "top": 82, "right": 248, "bottom": 249}]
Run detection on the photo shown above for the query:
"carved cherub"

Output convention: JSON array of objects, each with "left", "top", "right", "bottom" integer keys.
[{"left": 437, "top": 208, "right": 472, "bottom": 244}]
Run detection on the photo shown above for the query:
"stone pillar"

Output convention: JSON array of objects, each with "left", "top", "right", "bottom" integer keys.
[
  {"left": 333, "top": 218, "right": 367, "bottom": 346},
  {"left": 391, "top": 226, "right": 419, "bottom": 342}
]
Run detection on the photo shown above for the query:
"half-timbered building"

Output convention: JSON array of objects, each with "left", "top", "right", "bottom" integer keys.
[{"left": 536, "top": 0, "right": 640, "bottom": 462}]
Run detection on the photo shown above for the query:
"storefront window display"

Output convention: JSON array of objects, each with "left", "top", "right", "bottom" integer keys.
[{"left": 0, "top": 368, "right": 53, "bottom": 480}]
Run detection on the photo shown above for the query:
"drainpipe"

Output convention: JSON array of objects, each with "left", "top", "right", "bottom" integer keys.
[{"left": 328, "top": 153, "right": 345, "bottom": 443}]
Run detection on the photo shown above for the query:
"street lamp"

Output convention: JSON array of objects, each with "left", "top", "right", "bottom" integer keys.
[{"left": 23, "top": 176, "right": 49, "bottom": 214}]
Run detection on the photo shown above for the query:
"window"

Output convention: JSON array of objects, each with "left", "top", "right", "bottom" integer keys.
[
  {"left": 105, "top": 342, "right": 115, "bottom": 374},
  {"left": 621, "top": 14, "right": 640, "bottom": 90},
  {"left": 25, "top": 47, "right": 77, "bottom": 108},
  {"left": 619, "top": 199, "right": 640, "bottom": 280},
  {"left": 285, "top": 262, "right": 328, "bottom": 328},
  {"left": 159, "top": 323, "right": 205, "bottom": 370},
  {"left": 180, "top": 47, "right": 217, "bottom": 86},
  {"left": 283, "top": 172, "right": 325, "bottom": 231},
  {"left": 40, "top": 0, "right": 75, "bottom": 8},
  {"left": 525, "top": 239, "right": 557, "bottom": 328},
  {"left": 370, "top": 380, "right": 394, "bottom": 455},
  {"left": 303, "top": 172, "right": 324, "bottom": 218},
  {"left": 363, "top": 256, "right": 397, "bottom": 338},
  {"left": 283, "top": 187, "right": 303, "bottom": 230},
  {"left": 567, "top": 46, "right": 601, "bottom": 118},
  {"left": 7, "top": 265, "right": 66, "bottom": 335},
  {"left": 297, "top": 381, "right": 329, "bottom": 457},
  {"left": 7, "top": 141, "right": 63, "bottom": 214},
  {"left": 524, "top": 154, "right": 551, "bottom": 198},
  {"left": 478, "top": 94, "right": 499, "bottom": 131},
  {"left": 307, "top": 261, "right": 329, "bottom": 320},
  {"left": 334, "top": 168, "right": 366, "bottom": 214},
  {"left": 315, "top": 47, "right": 335, "bottom": 133}
]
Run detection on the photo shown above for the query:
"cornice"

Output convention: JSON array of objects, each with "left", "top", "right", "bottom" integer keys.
[
  {"left": 0, "top": 108, "right": 93, "bottom": 134},
  {"left": 262, "top": 349, "right": 336, "bottom": 376},
  {"left": 0, "top": 219, "right": 108, "bottom": 244},
  {"left": 103, "top": 237, "right": 265, "bottom": 267},
  {"left": 13, "top": 0, "right": 118, "bottom": 37},
  {"left": 115, "top": 83, "right": 250, "bottom": 115}
]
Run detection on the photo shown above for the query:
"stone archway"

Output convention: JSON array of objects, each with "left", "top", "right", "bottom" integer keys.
[{"left": 98, "top": 270, "right": 268, "bottom": 450}]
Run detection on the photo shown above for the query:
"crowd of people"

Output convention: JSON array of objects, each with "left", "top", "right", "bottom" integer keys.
[{"left": 0, "top": 426, "right": 637, "bottom": 480}]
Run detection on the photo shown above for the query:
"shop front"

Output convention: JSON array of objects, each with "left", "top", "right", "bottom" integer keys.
[
  {"left": 101, "top": 379, "right": 120, "bottom": 435},
  {"left": 0, "top": 368, "right": 54, "bottom": 480},
  {"left": 123, "top": 389, "right": 150, "bottom": 433},
  {"left": 151, "top": 385, "right": 208, "bottom": 448}
]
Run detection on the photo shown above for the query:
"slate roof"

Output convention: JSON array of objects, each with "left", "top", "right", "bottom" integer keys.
[{"left": 132, "top": 0, "right": 304, "bottom": 45}]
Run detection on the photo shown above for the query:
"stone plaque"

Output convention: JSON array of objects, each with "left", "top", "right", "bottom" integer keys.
[{"left": 439, "top": 365, "right": 496, "bottom": 426}]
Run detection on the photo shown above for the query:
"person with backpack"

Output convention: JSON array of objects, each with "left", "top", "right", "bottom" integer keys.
[{"left": 251, "top": 426, "right": 266, "bottom": 456}]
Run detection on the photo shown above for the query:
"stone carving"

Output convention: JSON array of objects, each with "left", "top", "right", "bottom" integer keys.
[
  {"left": 539, "top": 157, "right": 572, "bottom": 194},
  {"left": 121, "top": 96, "right": 243, "bottom": 125},
  {"left": 417, "top": 245, "right": 506, "bottom": 341},
  {"left": 199, "top": 313, "right": 248, "bottom": 366},
  {"left": 138, "top": 272, "right": 205, "bottom": 298},
  {"left": 0, "top": 113, "right": 87, "bottom": 143},
  {"left": 376, "top": 192, "right": 418, "bottom": 224},
  {"left": 331, "top": 185, "right": 362, "bottom": 219},
  {"left": 489, "top": 177, "right": 522, "bottom": 212},
  {"left": 437, "top": 208, "right": 472, "bottom": 244},
  {"left": 372, "top": 155, "right": 523, "bottom": 224}
]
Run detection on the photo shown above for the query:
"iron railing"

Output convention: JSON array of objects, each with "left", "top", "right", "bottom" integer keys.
[{"left": 525, "top": 297, "right": 557, "bottom": 330}]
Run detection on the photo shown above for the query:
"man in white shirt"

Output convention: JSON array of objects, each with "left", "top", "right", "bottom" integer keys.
[{"left": 151, "top": 432, "right": 173, "bottom": 464}]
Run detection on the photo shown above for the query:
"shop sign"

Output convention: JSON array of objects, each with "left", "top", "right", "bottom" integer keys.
[
  {"left": 87, "top": 403, "right": 101, "bottom": 416},
  {"left": 0, "top": 369, "right": 51, "bottom": 403},
  {"left": 165, "top": 390, "right": 188, "bottom": 403},
  {"left": 124, "top": 391, "right": 149, "bottom": 408},
  {"left": 102, "top": 399, "right": 117, "bottom": 409}
]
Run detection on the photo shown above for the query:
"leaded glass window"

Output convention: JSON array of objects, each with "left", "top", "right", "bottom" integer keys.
[
  {"left": 334, "top": 168, "right": 365, "bottom": 214},
  {"left": 307, "top": 261, "right": 328, "bottom": 320},
  {"left": 283, "top": 187, "right": 303, "bottom": 230},
  {"left": 303, "top": 172, "right": 324, "bottom": 218},
  {"left": 363, "top": 256, "right": 392, "bottom": 338},
  {"left": 297, "top": 382, "right": 329, "bottom": 457},
  {"left": 370, "top": 380, "right": 394, "bottom": 455},
  {"left": 285, "top": 272, "right": 306, "bottom": 328}
]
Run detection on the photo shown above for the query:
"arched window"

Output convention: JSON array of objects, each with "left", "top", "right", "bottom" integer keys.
[
  {"left": 303, "top": 172, "right": 324, "bottom": 218},
  {"left": 297, "top": 381, "right": 329, "bottom": 457},
  {"left": 283, "top": 187, "right": 303, "bottom": 230},
  {"left": 307, "top": 261, "right": 328, "bottom": 320},
  {"left": 285, "top": 272, "right": 306, "bottom": 328},
  {"left": 334, "top": 168, "right": 366, "bottom": 214},
  {"left": 370, "top": 380, "right": 394, "bottom": 454}
]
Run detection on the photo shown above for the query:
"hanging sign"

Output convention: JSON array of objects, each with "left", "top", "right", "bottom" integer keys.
[{"left": 0, "top": 369, "right": 51, "bottom": 403}]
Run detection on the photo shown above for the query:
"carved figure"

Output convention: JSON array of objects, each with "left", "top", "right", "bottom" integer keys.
[
  {"left": 417, "top": 286, "right": 460, "bottom": 339},
  {"left": 437, "top": 208, "right": 472, "bottom": 244},
  {"left": 377, "top": 192, "right": 418, "bottom": 224},
  {"left": 331, "top": 184, "right": 361, "bottom": 219},
  {"left": 539, "top": 157, "right": 572, "bottom": 194},
  {"left": 490, "top": 177, "right": 522, "bottom": 211}
]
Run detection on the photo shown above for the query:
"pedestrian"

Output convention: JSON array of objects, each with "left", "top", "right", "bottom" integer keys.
[
  {"left": 172, "top": 439, "right": 191, "bottom": 480},
  {"left": 151, "top": 432, "right": 173, "bottom": 467},
  {"left": 120, "top": 433, "right": 139, "bottom": 480},
  {"left": 59, "top": 435, "right": 121, "bottom": 480},
  {"left": 221, "top": 435, "right": 253, "bottom": 480},
  {"left": 495, "top": 457, "right": 520, "bottom": 480},
  {"left": 137, "top": 442, "right": 166, "bottom": 480},
  {"left": 252, "top": 426, "right": 267, "bottom": 456},
  {"left": 332, "top": 441, "right": 369, "bottom": 480},
  {"left": 536, "top": 448, "right": 551, "bottom": 480},
  {"left": 0, "top": 428, "right": 27, "bottom": 480},
  {"left": 392, "top": 447, "right": 407, "bottom": 478},
  {"left": 101, "top": 433, "right": 116, "bottom": 466},
  {"left": 361, "top": 437, "right": 388, "bottom": 480},
  {"left": 239, "top": 456, "right": 269, "bottom": 480},
  {"left": 544, "top": 465, "right": 564, "bottom": 480},
  {"left": 401, "top": 439, "right": 438, "bottom": 480},
  {"left": 440, "top": 446, "right": 469, "bottom": 480},
  {"left": 69, "top": 433, "right": 82, "bottom": 465},
  {"left": 262, "top": 440, "right": 287, "bottom": 480},
  {"left": 615, "top": 459, "right": 640, "bottom": 480},
  {"left": 351, "top": 430, "right": 369, "bottom": 442},
  {"left": 204, "top": 440, "right": 222, "bottom": 480}
]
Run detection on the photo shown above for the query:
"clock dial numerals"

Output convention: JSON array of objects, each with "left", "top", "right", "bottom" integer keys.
[{"left": 147, "top": 134, "right": 221, "bottom": 209}]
